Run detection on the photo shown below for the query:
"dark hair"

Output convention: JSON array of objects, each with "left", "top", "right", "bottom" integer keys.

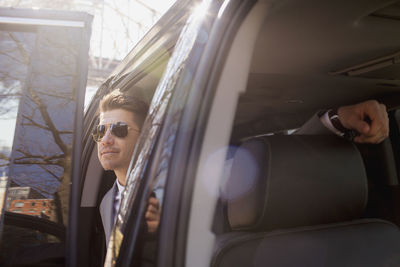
[{"left": 99, "top": 89, "right": 149, "bottom": 128}]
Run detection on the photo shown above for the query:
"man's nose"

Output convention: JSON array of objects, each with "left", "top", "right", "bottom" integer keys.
[{"left": 101, "top": 128, "right": 114, "bottom": 144}]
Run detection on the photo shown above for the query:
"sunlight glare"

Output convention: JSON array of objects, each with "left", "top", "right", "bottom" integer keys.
[
  {"left": 192, "top": 1, "right": 211, "bottom": 23},
  {"left": 218, "top": 0, "right": 229, "bottom": 18}
]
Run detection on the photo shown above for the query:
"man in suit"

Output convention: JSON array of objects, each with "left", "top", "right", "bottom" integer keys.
[
  {"left": 93, "top": 89, "right": 160, "bottom": 246},
  {"left": 94, "top": 87, "right": 388, "bottom": 246}
]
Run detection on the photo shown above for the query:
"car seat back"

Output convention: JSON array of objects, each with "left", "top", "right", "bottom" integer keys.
[{"left": 213, "top": 135, "right": 400, "bottom": 267}]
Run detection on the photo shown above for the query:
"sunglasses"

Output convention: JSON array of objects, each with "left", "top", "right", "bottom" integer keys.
[{"left": 92, "top": 122, "right": 136, "bottom": 142}]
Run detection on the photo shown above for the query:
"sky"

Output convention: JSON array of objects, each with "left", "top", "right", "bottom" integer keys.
[
  {"left": 0, "top": 119, "right": 16, "bottom": 149},
  {"left": 0, "top": 0, "right": 176, "bottom": 152}
]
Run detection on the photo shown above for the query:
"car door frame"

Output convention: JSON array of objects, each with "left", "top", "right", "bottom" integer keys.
[
  {"left": 156, "top": 1, "right": 260, "bottom": 266},
  {"left": 0, "top": 8, "right": 92, "bottom": 267},
  {"left": 113, "top": 0, "right": 259, "bottom": 266}
]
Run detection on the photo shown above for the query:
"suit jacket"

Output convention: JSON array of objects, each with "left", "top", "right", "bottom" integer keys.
[
  {"left": 296, "top": 112, "right": 332, "bottom": 135},
  {"left": 100, "top": 181, "right": 117, "bottom": 246}
]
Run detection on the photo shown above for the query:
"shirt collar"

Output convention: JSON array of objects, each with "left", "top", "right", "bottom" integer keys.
[{"left": 116, "top": 179, "right": 125, "bottom": 194}]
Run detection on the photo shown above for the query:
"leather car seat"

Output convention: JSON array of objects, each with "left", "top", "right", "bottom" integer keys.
[{"left": 212, "top": 135, "right": 400, "bottom": 267}]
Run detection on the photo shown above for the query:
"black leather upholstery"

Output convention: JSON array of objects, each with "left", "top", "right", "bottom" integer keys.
[{"left": 213, "top": 135, "right": 400, "bottom": 267}]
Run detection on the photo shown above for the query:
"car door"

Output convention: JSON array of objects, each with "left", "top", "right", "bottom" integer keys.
[
  {"left": 0, "top": 8, "right": 92, "bottom": 267},
  {"left": 96, "top": 0, "right": 260, "bottom": 266},
  {"left": 103, "top": 0, "right": 400, "bottom": 266}
]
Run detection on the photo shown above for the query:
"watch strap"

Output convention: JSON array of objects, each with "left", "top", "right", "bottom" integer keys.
[{"left": 328, "top": 108, "right": 359, "bottom": 141}]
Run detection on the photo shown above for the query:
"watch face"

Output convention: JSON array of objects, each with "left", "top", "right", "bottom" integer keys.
[{"left": 328, "top": 110, "right": 347, "bottom": 133}]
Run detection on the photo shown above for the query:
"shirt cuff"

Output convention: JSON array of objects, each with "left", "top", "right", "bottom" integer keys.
[{"left": 320, "top": 111, "right": 345, "bottom": 137}]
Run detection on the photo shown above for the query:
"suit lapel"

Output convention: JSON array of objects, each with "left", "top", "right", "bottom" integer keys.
[{"left": 100, "top": 181, "right": 117, "bottom": 245}]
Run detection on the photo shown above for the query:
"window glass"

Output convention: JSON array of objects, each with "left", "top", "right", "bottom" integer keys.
[
  {"left": 0, "top": 31, "right": 34, "bottom": 173},
  {"left": 0, "top": 23, "right": 85, "bottom": 265},
  {"left": 104, "top": 1, "right": 214, "bottom": 265}
]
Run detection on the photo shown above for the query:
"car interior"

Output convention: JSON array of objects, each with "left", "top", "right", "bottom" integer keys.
[
  {"left": 211, "top": 0, "right": 400, "bottom": 265},
  {"left": 78, "top": 0, "right": 400, "bottom": 265},
  {"left": 233, "top": 0, "right": 400, "bottom": 140}
]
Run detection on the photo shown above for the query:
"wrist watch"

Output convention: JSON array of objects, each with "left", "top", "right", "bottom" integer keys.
[{"left": 328, "top": 108, "right": 359, "bottom": 141}]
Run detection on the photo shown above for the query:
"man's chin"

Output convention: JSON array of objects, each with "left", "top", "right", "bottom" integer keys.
[
  {"left": 102, "top": 166, "right": 112, "bottom": 171},
  {"left": 100, "top": 160, "right": 117, "bottom": 171}
]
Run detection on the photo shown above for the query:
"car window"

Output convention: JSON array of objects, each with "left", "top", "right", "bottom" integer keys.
[
  {"left": 0, "top": 11, "right": 91, "bottom": 266},
  {"left": 102, "top": 2, "right": 216, "bottom": 265}
]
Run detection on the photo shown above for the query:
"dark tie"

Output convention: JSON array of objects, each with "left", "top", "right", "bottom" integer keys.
[{"left": 112, "top": 185, "right": 120, "bottom": 226}]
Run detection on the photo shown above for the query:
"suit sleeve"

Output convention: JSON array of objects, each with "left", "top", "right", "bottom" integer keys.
[{"left": 295, "top": 112, "right": 333, "bottom": 135}]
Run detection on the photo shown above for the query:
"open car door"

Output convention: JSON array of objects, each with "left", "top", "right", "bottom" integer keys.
[{"left": 0, "top": 8, "right": 92, "bottom": 267}]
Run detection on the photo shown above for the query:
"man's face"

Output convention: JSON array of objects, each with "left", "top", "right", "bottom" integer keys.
[{"left": 97, "top": 109, "right": 140, "bottom": 178}]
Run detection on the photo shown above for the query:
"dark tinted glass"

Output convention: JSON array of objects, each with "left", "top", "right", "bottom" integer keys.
[
  {"left": 92, "top": 122, "right": 130, "bottom": 142},
  {"left": 0, "top": 16, "right": 89, "bottom": 265}
]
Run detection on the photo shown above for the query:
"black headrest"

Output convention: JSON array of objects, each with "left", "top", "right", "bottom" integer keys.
[{"left": 223, "top": 135, "right": 368, "bottom": 232}]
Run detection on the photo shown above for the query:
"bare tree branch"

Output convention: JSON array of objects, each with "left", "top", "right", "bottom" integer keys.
[
  {"left": 8, "top": 32, "right": 30, "bottom": 65},
  {"left": 12, "top": 159, "right": 64, "bottom": 166},
  {"left": 39, "top": 165, "right": 62, "bottom": 181},
  {"left": 15, "top": 149, "right": 64, "bottom": 161},
  {"left": 21, "top": 111, "right": 73, "bottom": 134},
  {"left": 37, "top": 90, "right": 74, "bottom": 102},
  {"left": 14, "top": 149, "right": 65, "bottom": 167},
  {"left": 0, "top": 153, "right": 10, "bottom": 161},
  {"left": 27, "top": 86, "right": 68, "bottom": 155},
  {"left": 0, "top": 50, "right": 26, "bottom": 65},
  {"left": 22, "top": 114, "right": 51, "bottom": 131}
]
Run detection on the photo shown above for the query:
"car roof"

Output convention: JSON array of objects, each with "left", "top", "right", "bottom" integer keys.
[{"left": 233, "top": 0, "right": 400, "bottom": 138}]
